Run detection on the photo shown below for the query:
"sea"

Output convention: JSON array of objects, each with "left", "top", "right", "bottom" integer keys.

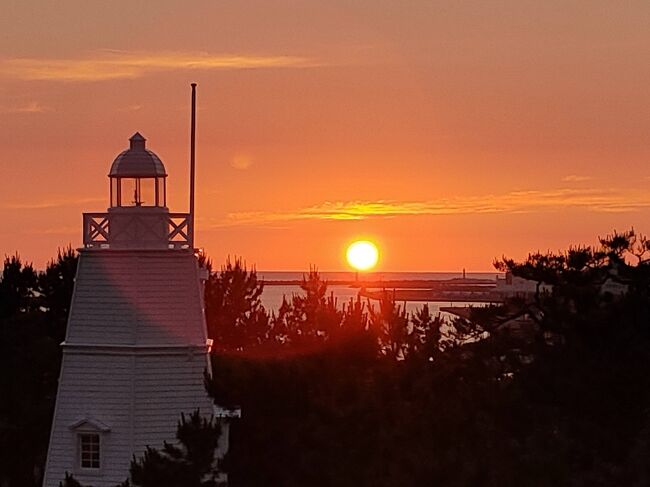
[{"left": 257, "top": 271, "right": 501, "bottom": 315}]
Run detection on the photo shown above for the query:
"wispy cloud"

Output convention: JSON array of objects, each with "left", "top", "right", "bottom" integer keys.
[
  {"left": 230, "top": 154, "right": 254, "bottom": 170},
  {"left": 0, "top": 50, "right": 317, "bottom": 82},
  {"left": 3, "top": 197, "right": 104, "bottom": 210},
  {"left": 561, "top": 175, "right": 593, "bottom": 182},
  {"left": 117, "top": 104, "right": 142, "bottom": 112},
  {"left": 218, "top": 187, "right": 650, "bottom": 227},
  {"left": 0, "top": 101, "right": 52, "bottom": 113}
]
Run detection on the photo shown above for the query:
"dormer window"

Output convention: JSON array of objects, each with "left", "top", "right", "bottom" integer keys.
[
  {"left": 69, "top": 416, "right": 110, "bottom": 475},
  {"left": 79, "top": 433, "right": 100, "bottom": 469}
]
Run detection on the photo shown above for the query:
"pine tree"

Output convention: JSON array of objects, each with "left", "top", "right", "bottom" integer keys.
[
  {"left": 0, "top": 254, "right": 59, "bottom": 487},
  {"left": 38, "top": 246, "right": 78, "bottom": 343},
  {"left": 128, "top": 411, "right": 224, "bottom": 487},
  {"left": 288, "top": 268, "right": 342, "bottom": 342},
  {"left": 0, "top": 253, "right": 38, "bottom": 319},
  {"left": 410, "top": 304, "right": 444, "bottom": 361},
  {"left": 368, "top": 292, "right": 408, "bottom": 360},
  {"left": 204, "top": 257, "right": 269, "bottom": 351},
  {"left": 59, "top": 472, "right": 84, "bottom": 487}
]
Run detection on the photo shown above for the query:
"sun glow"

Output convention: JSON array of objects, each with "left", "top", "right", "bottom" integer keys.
[{"left": 346, "top": 240, "right": 379, "bottom": 271}]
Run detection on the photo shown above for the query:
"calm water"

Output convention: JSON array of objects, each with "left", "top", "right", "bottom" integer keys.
[
  {"left": 257, "top": 271, "right": 500, "bottom": 282},
  {"left": 258, "top": 271, "right": 499, "bottom": 315}
]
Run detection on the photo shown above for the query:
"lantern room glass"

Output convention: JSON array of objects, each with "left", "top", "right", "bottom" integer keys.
[{"left": 110, "top": 176, "right": 166, "bottom": 208}]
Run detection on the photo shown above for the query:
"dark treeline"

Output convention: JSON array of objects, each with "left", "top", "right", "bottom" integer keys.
[
  {"left": 3, "top": 230, "right": 650, "bottom": 486},
  {"left": 0, "top": 248, "right": 77, "bottom": 487},
  {"left": 204, "top": 231, "right": 650, "bottom": 486}
]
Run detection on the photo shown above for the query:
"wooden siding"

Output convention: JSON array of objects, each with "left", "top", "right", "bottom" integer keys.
[
  {"left": 66, "top": 251, "right": 206, "bottom": 346},
  {"left": 43, "top": 250, "right": 215, "bottom": 487}
]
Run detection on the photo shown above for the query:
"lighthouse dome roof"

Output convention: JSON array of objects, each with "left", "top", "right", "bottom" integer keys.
[{"left": 109, "top": 133, "right": 167, "bottom": 178}]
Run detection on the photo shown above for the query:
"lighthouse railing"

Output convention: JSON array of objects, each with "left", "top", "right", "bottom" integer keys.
[
  {"left": 83, "top": 212, "right": 193, "bottom": 249},
  {"left": 83, "top": 213, "right": 110, "bottom": 247},
  {"left": 167, "top": 213, "right": 192, "bottom": 249}
]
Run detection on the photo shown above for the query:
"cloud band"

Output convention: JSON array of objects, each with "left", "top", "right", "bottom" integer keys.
[
  {"left": 221, "top": 187, "right": 650, "bottom": 227},
  {"left": 0, "top": 51, "right": 316, "bottom": 82}
]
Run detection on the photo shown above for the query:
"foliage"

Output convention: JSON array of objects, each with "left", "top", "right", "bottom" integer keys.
[
  {"left": 59, "top": 472, "right": 84, "bottom": 487},
  {"left": 38, "top": 246, "right": 78, "bottom": 343},
  {"left": 368, "top": 291, "right": 408, "bottom": 359},
  {"left": 285, "top": 268, "right": 343, "bottom": 344},
  {"left": 204, "top": 258, "right": 268, "bottom": 351},
  {"left": 0, "top": 253, "right": 38, "bottom": 319},
  {"left": 127, "top": 411, "right": 224, "bottom": 487},
  {"left": 204, "top": 265, "right": 450, "bottom": 360},
  {"left": 206, "top": 230, "right": 650, "bottom": 486},
  {"left": 0, "top": 249, "right": 78, "bottom": 487}
]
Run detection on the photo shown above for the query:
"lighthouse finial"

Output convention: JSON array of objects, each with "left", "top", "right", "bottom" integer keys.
[{"left": 129, "top": 132, "right": 146, "bottom": 150}]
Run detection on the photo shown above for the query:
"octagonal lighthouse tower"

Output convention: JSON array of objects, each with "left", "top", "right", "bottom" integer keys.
[{"left": 43, "top": 131, "right": 218, "bottom": 487}]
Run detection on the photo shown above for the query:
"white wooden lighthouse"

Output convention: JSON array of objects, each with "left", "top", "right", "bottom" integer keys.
[{"left": 43, "top": 129, "right": 223, "bottom": 487}]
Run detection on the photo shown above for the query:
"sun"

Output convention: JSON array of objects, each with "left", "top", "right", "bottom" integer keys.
[{"left": 346, "top": 240, "right": 379, "bottom": 271}]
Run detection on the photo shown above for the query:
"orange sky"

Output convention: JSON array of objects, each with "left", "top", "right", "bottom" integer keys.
[{"left": 1, "top": 1, "right": 650, "bottom": 271}]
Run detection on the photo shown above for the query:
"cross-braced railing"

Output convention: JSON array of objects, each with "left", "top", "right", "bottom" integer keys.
[
  {"left": 83, "top": 213, "right": 110, "bottom": 248},
  {"left": 167, "top": 213, "right": 193, "bottom": 249},
  {"left": 83, "top": 212, "right": 193, "bottom": 249}
]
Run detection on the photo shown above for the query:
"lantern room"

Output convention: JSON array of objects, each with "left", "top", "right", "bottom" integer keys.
[
  {"left": 84, "top": 132, "right": 192, "bottom": 250},
  {"left": 109, "top": 132, "right": 167, "bottom": 208}
]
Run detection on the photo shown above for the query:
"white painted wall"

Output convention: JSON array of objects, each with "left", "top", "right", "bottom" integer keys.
[{"left": 43, "top": 250, "right": 217, "bottom": 487}]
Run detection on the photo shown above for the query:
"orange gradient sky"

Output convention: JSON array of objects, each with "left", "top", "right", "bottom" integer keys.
[{"left": 1, "top": 1, "right": 650, "bottom": 271}]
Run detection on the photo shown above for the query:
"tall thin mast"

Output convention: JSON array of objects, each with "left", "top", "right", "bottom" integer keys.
[{"left": 189, "top": 83, "right": 197, "bottom": 249}]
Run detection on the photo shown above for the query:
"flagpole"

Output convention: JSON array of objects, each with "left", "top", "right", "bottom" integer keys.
[{"left": 189, "top": 82, "right": 197, "bottom": 249}]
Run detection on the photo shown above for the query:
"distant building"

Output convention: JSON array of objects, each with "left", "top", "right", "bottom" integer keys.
[
  {"left": 599, "top": 278, "right": 628, "bottom": 297},
  {"left": 492, "top": 271, "right": 552, "bottom": 300},
  {"left": 599, "top": 263, "right": 630, "bottom": 297},
  {"left": 43, "top": 134, "right": 236, "bottom": 487}
]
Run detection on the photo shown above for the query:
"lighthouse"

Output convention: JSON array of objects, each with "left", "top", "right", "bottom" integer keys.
[{"left": 42, "top": 130, "right": 222, "bottom": 486}]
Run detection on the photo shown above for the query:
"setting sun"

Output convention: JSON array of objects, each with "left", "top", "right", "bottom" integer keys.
[{"left": 346, "top": 240, "right": 379, "bottom": 271}]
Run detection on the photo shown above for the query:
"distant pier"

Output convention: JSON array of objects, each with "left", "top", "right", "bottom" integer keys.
[
  {"left": 262, "top": 277, "right": 502, "bottom": 304},
  {"left": 357, "top": 288, "right": 502, "bottom": 304}
]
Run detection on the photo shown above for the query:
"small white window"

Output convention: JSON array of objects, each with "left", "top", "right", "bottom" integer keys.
[{"left": 79, "top": 433, "right": 100, "bottom": 469}]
